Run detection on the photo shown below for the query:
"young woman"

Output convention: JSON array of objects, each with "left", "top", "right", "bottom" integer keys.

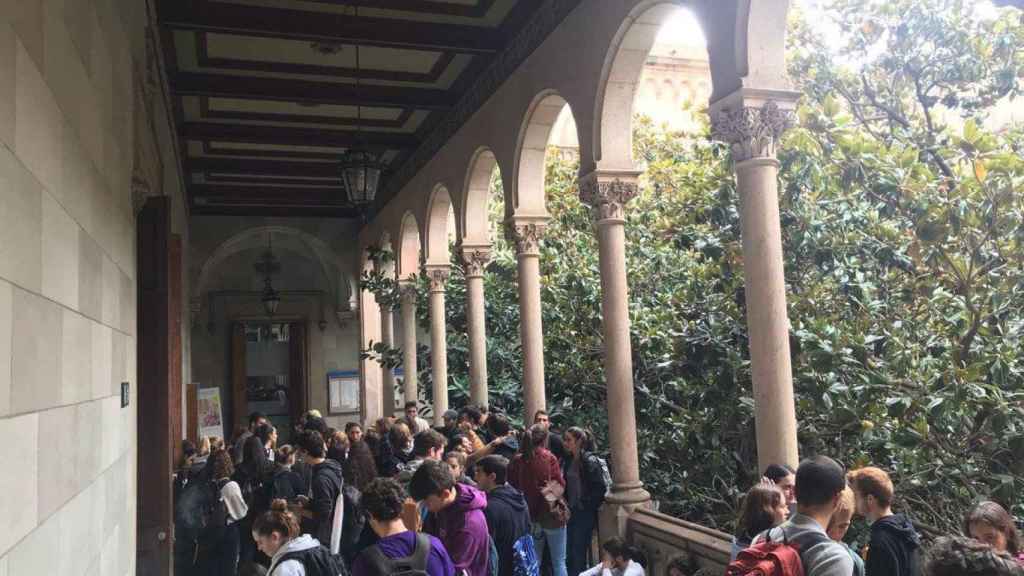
[
  {"left": 267, "top": 445, "right": 307, "bottom": 503},
  {"left": 390, "top": 422, "right": 415, "bottom": 465},
  {"left": 579, "top": 537, "right": 645, "bottom": 576},
  {"left": 254, "top": 499, "right": 339, "bottom": 575},
  {"left": 762, "top": 463, "right": 796, "bottom": 515},
  {"left": 828, "top": 487, "right": 866, "bottom": 576},
  {"left": 562, "top": 427, "right": 608, "bottom": 576},
  {"left": 326, "top": 428, "right": 350, "bottom": 464},
  {"left": 343, "top": 439, "right": 380, "bottom": 491},
  {"left": 509, "top": 424, "right": 567, "bottom": 576},
  {"left": 198, "top": 449, "right": 248, "bottom": 576},
  {"left": 965, "top": 501, "right": 1024, "bottom": 564},
  {"left": 730, "top": 483, "right": 788, "bottom": 560}
]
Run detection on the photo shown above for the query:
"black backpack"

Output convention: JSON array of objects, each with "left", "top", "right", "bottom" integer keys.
[
  {"left": 361, "top": 533, "right": 431, "bottom": 576},
  {"left": 275, "top": 545, "right": 350, "bottom": 576},
  {"left": 174, "top": 478, "right": 229, "bottom": 546}
]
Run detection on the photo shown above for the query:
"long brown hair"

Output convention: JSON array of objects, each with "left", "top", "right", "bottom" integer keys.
[
  {"left": 521, "top": 424, "right": 549, "bottom": 460},
  {"left": 965, "top": 501, "right": 1021, "bottom": 555},
  {"left": 735, "top": 484, "right": 785, "bottom": 540},
  {"left": 344, "top": 440, "right": 379, "bottom": 490}
]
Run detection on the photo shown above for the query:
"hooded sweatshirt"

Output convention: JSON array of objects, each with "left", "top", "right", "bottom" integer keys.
[
  {"left": 424, "top": 483, "right": 491, "bottom": 576},
  {"left": 310, "top": 458, "right": 346, "bottom": 545},
  {"left": 484, "top": 484, "right": 532, "bottom": 576},
  {"left": 865, "top": 513, "right": 921, "bottom": 576},
  {"left": 268, "top": 534, "right": 320, "bottom": 576},
  {"left": 508, "top": 447, "right": 564, "bottom": 522}
]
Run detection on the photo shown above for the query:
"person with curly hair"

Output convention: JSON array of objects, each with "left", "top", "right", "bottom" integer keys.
[
  {"left": 925, "top": 536, "right": 1024, "bottom": 576},
  {"left": 966, "top": 501, "right": 1024, "bottom": 564}
]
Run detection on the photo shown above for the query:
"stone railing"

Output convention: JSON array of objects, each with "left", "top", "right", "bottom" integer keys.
[{"left": 625, "top": 508, "right": 732, "bottom": 576}]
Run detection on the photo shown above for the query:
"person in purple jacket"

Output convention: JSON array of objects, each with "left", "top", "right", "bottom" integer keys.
[
  {"left": 352, "top": 478, "right": 456, "bottom": 576},
  {"left": 411, "top": 460, "right": 491, "bottom": 576}
]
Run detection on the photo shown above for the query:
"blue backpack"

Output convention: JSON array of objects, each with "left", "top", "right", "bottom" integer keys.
[{"left": 512, "top": 535, "right": 540, "bottom": 576}]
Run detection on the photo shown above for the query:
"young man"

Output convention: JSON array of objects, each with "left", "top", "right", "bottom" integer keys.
[
  {"left": 753, "top": 456, "right": 854, "bottom": 576},
  {"left": 397, "top": 429, "right": 448, "bottom": 484},
  {"left": 437, "top": 409, "right": 461, "bottom": 447},
  {"left": 533, "top": 410, "right": 565, "bottom": 460},
  {"left": 232, "top": 411, "right": 268, "bottom": 464},
  {"left": 467, "top": 413, "right": 519, "bottom": 467},
  {"left": 848, "top": 466, "right": 922, "bottom": 576},
  {"left": 296, "top": 430, "right": 345, "bottom": 548},
  {"left": 405, "top": 401, "right": 431, "bottom": 435},
  {"left": 411, "top": 460, "right": 491, "bottom": 576},
  {"left": 352, "top": 478, "right": 456, "bottom": 576},
  {"left": 345, "top": 422, "right": 364, "bottom": 445},
  {"left": 475, "top": 455, "right": 531, "bottom": 576}
]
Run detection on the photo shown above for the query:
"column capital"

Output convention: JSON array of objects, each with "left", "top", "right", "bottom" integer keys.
[
  {"left": 579, "top": 169, "right": 641, "bottom": 223},
  {"left": 709, "top": 87, "right": 800, "bottom": 163},
  {"left": 398, "top": 279, "right": 418, "bottom": 302},
  {"left": 504, "top": 217, "right": 549, "bottom": 256},
  {"left": 459, "top": 245, "right": 493, "bottom": 278},
  {"left": 424, "top": 265, "right": 450, "bottom": 293}
]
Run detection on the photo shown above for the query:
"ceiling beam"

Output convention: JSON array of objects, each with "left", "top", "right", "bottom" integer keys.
[
  {"left": 158, "top": 0, "right": 502, "bottom": 54},
  {"left": 172, "top": 72, "right": 456, "bottom": 110},
  {"left": 188, "top": 157, "right": 341, "bottom": 178},
  {"left": 191, "top": 184, "right": 345, "bottom": 202},
  {"left": 191, "top": 204, "right": 361, "bottom": 218},
  {"left": 182, "top": 122, "right": 419, "bottom": 148}
]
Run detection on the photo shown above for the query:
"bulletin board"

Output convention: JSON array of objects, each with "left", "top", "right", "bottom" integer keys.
[{"left": 327, "top": 370, "right": 360, "bottom": 414}]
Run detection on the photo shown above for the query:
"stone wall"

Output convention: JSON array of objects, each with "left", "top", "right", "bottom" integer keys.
[{"left": 0, "top": 1, "right": 184, "bottom": 574}]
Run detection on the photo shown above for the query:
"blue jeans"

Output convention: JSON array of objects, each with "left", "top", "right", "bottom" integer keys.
[{"left": 532, "top": 523, "right": 567, "bottom": 576}]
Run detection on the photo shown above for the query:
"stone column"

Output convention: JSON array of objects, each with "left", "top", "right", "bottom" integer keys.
[
  {"left": 399, "top": 281, "right": 419, "bottom": 406},
  {"left": 426, "top": 265, "right": 450, "bottom": 426},
  {"left": 461, "top": 245, "right": 492, "bottom": 407},
  {"left": 580, "top": 170, "right": 651, "bottom": 538},
  {"left": 376, "top": 260, "right": 397, "bottom": 418},
  {"left": 506, "top": 218, "right": 548, "bottom": 423},
  {"left": 359, "top": 276, "right": 384, "bottom": 425},
  {"left": 711, "top": 89, "right": 800, "bottom": 471}
]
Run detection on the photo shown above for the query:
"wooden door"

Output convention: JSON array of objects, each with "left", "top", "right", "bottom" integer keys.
[
  {"left": 232, "top": 322, "right": 248, "bottom": 432},
  {"left": 136, "top": 196, "right": 174, "bottom": 576},
  {"left": 288, "top": 322, "right": 308, "bottom": 427}
]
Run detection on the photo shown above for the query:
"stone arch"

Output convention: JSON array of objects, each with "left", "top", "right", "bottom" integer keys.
[
  {"left": 511, "top": 90, "right": 574, "bottom": 219},
  {"left": 396, "top": 211, "right": 421, "bottom": 281},
  {"left": 424, "top": 183, "right": 454, "bottom": 265},
  {"left": 196, "top": 225, "right": 349, "bottom": 304},
  {"left": 460, "top": 147, "right": 500, "bottom": 247},
  {"left": 592, "top": 1, "right": 695, "bottom": 172}
]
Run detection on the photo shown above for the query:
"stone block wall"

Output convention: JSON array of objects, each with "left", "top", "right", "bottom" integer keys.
[{"left": 0, "top": 0, "right": 151, "bottom": 573}]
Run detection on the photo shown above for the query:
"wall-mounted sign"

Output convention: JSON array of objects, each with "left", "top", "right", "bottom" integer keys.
[
  {"left": 197, "top": 387, "right": 225, "bottom": 441},
  {"left": 327, "top": 371, "right": 360, "bottom": 414}
]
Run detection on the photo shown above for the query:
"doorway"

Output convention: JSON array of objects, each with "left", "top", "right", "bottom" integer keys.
[{"left": 231, "top": 320, "right": 307, "bottom": 442}]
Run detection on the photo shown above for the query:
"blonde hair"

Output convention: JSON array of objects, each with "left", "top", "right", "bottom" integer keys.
[
  {"left": 829, "top": 487, "right": 856, "bottom": 531},
  {"left": 197, "top": 436, "right": 211, "bottom": 456}
]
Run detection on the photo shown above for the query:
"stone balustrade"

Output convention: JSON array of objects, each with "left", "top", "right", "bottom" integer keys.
[{"left": 626, "top": 508, "right": 732, "bottom": 576}]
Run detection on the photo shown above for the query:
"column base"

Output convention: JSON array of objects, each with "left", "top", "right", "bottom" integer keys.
[{"left": 598, "top": 486, "right": 652, "bottom": 541}]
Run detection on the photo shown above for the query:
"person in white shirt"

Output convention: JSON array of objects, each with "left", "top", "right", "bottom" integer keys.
[
  {"left": 404, "top": 401, "right": 431, "bottom": 435},
  {"left": 580, "top": 537, "right": 646, "bottom": 576},
  {"left": 199, "top": 449, "right": 249, "bottom": 576}
]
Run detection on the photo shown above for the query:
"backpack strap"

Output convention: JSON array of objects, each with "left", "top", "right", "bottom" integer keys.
[{"left": 363, "top": 533, "right": 430, "bottom": 576}]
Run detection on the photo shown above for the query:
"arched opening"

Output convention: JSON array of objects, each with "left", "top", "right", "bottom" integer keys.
[
  {"left": 512, "top": 92, "right": 578, "bottom": 219},
  {"left": 593, "top": 3, "right": 710, "bottom": 171},
  {"left": 424, "top": 184, "right": 455, "bottom": 265},
  {"left": 460, "top": 148, "right": 501, "bottom": 247},
  {"left": 396, "top": 211, "right": 422, "bottom": 281}
]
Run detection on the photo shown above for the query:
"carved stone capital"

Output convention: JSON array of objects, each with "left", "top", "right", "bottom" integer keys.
[
  {"left": 424, "top": 266, "right": 450, "bottom": 293},
  {"left": 460, "top": 246, "right": 492, "bottom": 278},
  {"left": 579, "top": 171, "right": 640, "bottom": 223},
  {"left": 505, "top": 220, "right": 548, "bottom": 256},
  {"left": 398, "top": 280, "right": 418, "bottom": 303},
  {"left": 710, "top": 90, "right": 799, "bottom": 163}
]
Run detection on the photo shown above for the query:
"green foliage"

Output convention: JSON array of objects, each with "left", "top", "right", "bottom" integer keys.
[{"left": 363, "top": 0, "right": 1024, "bottom": 535}]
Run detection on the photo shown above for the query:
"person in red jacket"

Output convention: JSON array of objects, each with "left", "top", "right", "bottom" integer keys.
[{"left": 508, "top": 424, "right": 567, "bottom": 576}]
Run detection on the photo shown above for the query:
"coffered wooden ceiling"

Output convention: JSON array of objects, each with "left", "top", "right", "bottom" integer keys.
[{"left": 157, "top": 0, "right": 545, "bottom": 217}]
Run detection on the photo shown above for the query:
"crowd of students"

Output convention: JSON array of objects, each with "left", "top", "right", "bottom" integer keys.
[
  {"left": 173, "top": 403, "right": 625, "bottom": 576},
  {"left": 728, "top": 456, "right": 1024, "bottom": 576}
]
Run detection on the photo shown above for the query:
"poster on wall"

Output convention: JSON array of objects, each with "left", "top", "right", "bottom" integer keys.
[
  {"left": 197, "top": 387, "right": 225, "bottom": 441},
  {"left": 328, "top": 371, "right": 360, "bottom": 414}
]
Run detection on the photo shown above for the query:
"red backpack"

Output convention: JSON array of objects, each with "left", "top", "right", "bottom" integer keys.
[{"left": 725, "top": 528, "right": 830, "bottom": 576}]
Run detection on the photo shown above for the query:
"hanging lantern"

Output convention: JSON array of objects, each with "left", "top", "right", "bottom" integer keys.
[
  {"left": 261, "top": 278, "right": 280, "bottom": 316},
  {"left": 340, "top": 148, "right": 383, "bottom": 205}
]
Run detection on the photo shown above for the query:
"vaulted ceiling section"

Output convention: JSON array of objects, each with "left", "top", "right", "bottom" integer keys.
[{"left": 156, "top": 0, "right": 545, "bottom": 217}]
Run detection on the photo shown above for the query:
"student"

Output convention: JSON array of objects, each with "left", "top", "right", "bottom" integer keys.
[
  {"left": 391, "top": 422, "right": 415, "bottom": 466},
  {"left": 827, "top": 487, "right": 866, "bottom": 576},
  {"left": 234, "top": 412, "right": 270, "bottom": 465},
  {"left": 848, "top": 466, "right": 921, "bottom": 576},
  {"left": 925, "top": 536, "right": 1024, "bottom": 576},
  {"left": 763, "top": 463, "right": 797, "bottom": 515},
  {"left": 346, "top": 422, "right": 364, "bottom": 445},
  {"left": 475, "top": 455, "right": 532, "bottom": 576},
  {"left": 253, "top": 499, "right": 343, "bottom": 576},
  {"left": 445, "top": 450, "right": 477, "bottom": 486},
  {"left": 267, "top": 445, "right": 307, "bottom": 503},
  {"left": 753, "top": 456, "right": 854, "bottom": 576},
  {"left": 410, "top": 460, "right": 491, "bottom": 576},
  {"left": 199, "top": 449, "right": 249, "bottom": 576},
  {"left": 730, "top": 483, "right": 788, "bottom": 560},
  {"left": 404, "top": 401, "right": 431, "bottom": 435},
  {"left": 397, "top": 429, "right": 448, "bottom": 484},
  {"left": 468, "top": 414, "right": 519, "bottom": 467},
  {"left": 965, "top": 501, "right": 1024, "bottom": 564},
  {"left": 579, "top": 537, "right": 645, "bottom": 576},
  {"left": 343, "top": 439, "right": 380, "bottom": 491},
  {"left": 533, "top": 410, "right": 565, "bottom": 460},
  {"left": 509, "top": 424, "right": 567, "bottom": 576},
  {"left": 562, "top": 427, "right": 606, "bottom": 576},
  {"left": 437, "top": 410, "right": 461, "bottom": 447},
  {"left": 296, "top": 430, "right": 345, "bottom": 548},
  {"left": 352, "top": 478, "right": 456, "bottom": 576}
]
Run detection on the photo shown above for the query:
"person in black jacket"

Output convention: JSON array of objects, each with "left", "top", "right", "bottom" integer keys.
[
  {"left": 848, "top": 466, "right": 922, "bottom": 576},
  {"left": 296, "top": 430, "right": 346, "bottom": 548},
  {"left": 562, "top": 427, "right": 608, "bottom": 576},
  {"left": 267, "top": 445, "right": 306, "bottom": 503},
  {"left": 475, "top": 455, "right": 532, "bottom": 576}
]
